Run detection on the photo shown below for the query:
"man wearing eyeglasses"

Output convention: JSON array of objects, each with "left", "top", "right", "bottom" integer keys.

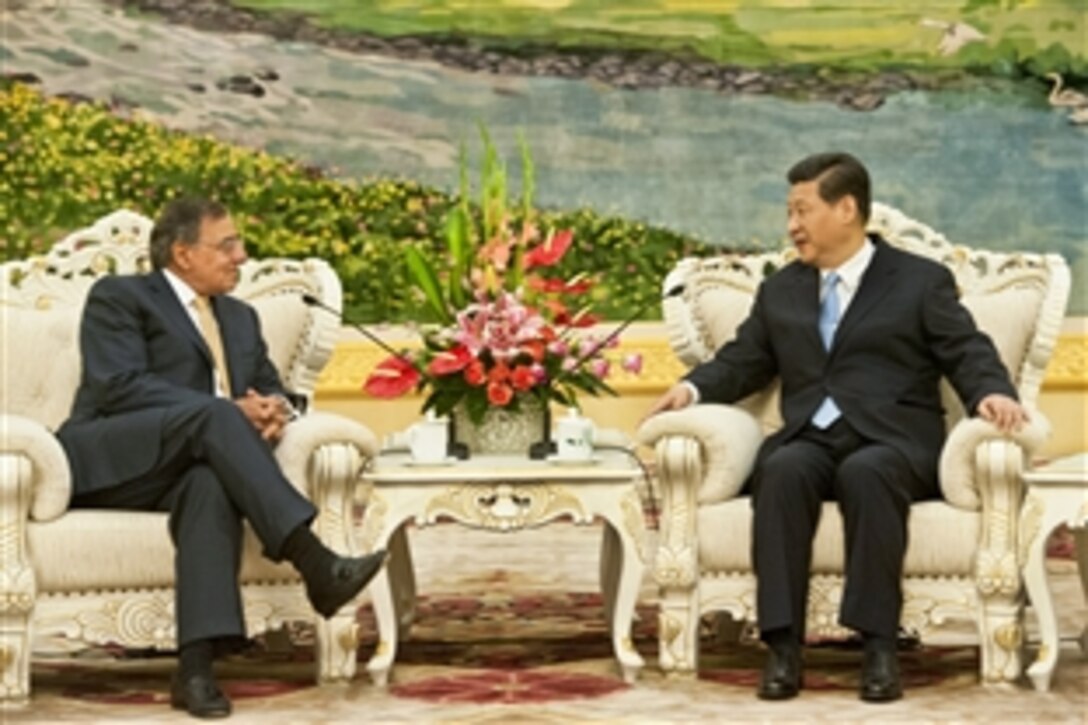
[{"left": 56, "top": 196, "right": 386, "bottom": 719}]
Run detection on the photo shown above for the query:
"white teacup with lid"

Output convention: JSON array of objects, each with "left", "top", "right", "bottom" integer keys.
[
  {"left": 408, "top": 411, "right": 449, "bottom": 463},
  {"left": 554, "top": 408, "right": 594, "bottom": 461}
]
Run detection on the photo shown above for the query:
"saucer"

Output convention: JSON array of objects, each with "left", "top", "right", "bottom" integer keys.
[
  {"left": 546, "top": 454, "right": 601, "bottom": 466},
  {"left": 403, "top": 456, "right": 458, "bottom": 467}
]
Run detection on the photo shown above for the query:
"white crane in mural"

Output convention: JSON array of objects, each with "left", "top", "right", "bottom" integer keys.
[
  {"left": 1044, "top": 72, "right": 1088, "bottom": 108},
  {"left": 919, "top": 18, "right": 986, "bottom": 56},
  {"left": 1043, "top": 73, "right": 1088, "bottom": 126}
]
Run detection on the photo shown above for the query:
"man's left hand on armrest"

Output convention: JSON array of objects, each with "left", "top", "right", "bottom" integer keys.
[{"left": 975, "top": 393, "right": 1028, "bottom": 435}]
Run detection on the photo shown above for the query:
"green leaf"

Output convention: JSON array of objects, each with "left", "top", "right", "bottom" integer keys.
[
  {"left": 518, "top": 130, "right": 535, "bottom": 220},
  {"left": 466, "top": 392, "right": 491, "bottom": 424},
  {"left": 477, "top": 124, "right": 506, "bottom": 242},
  {"left": 404, "top": 245, "right": 453, "bottom": 324},
  {"left": 427, "top": 389, "right": 465, "bottom": 418},
  {"left": 445, "top": 206, "right": 470, "bottom": 309}
]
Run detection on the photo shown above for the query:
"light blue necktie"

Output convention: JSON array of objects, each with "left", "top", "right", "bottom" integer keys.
[{"left": 811, "top": 272, "right": 842, "bottom": 428}]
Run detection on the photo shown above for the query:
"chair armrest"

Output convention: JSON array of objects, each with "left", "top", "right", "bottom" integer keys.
[
  {"left": 275, "top": 412, "right": 379, "bottom": 497},
  {"left": 939, "top": 410, "right": 1050, "bottom": 511},
  {"left": 274, "top": 412, "right": 379, "bottom": 555},
  {"left": 637, "top": 404, "right": 763, "bottom": 505},
  {"left": 0, "top": 414, "right": 71, "bottom": 521}
]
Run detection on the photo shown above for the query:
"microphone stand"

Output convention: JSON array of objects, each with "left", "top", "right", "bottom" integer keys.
[
  {"left": 300, "top": 293, "right": 471, "bottom": 459},
  {"left": 526, "top": 296, "right": 658, "bottom": 460}
]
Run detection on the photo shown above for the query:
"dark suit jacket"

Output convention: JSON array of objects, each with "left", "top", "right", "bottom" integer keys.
[
  {"left": 57, "top": 271, "right": 286, "bottom": 495},
  {"left": 685, "top": 235, "right": 1017, "bottom": 485}
]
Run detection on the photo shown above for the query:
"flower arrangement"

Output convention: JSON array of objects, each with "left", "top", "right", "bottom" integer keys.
[{"left": 364, "top": 131, "right": 641, "bottom": 424}]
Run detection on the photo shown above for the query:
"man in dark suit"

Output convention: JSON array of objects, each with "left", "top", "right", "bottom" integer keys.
[
  {"left": 56, "top": 197, "right": 386, "bottom": 718},
  {"left": 645, "top": 153, "right": 1025, "bottom": 702}
]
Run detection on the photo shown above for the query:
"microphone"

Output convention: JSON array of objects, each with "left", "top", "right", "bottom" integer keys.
[
  {"left": 302, "top": 293, "right": 412, "bottom": 364},
  {"left": 300, "top": 293, "right": 471, "bottom": 459}
]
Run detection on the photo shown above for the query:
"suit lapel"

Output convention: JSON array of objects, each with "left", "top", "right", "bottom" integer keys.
[
  {"left": 145, "top": 271, "right": 215, "bottom": 369},
  {"left": 832, "top": 236, "right": 898, "bottom": 353},
  {"left": 787, "top": 265, "right": 823, "bottom": 353}
]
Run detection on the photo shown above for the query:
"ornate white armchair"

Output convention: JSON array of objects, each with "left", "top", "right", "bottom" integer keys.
[
  {"left": 638, "top": 203, "right": 1070, "bottom": 685},
  {"left": 0, "top": 210, "right": 379, "bottom": 704}
]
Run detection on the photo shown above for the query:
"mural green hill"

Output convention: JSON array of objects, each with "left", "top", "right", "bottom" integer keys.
[
  {"left": 0, "top": 84, "right": 715, "bottom": 324},
  {"left": 233, "top": 0, "right": 1087, "bottom": 78}
]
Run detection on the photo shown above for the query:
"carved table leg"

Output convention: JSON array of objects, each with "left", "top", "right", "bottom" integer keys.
[
  {"left": 598, "top": 489, "right": 647, "bottom": 683},
  {"left": 362, "top": 495, "right": 412, "bottom": 687},
  {"left": 387, "top": 526, "right": 417, "bottom": 640},
  {"left": 1021, "top": 489, "right": 1077, "bottom": 692},
  {"left": 599, "top": 523, "right": 619, "bottom": 627},
  {"left": 1077, "top": 528, "right": 1088, "bottom": 657}
]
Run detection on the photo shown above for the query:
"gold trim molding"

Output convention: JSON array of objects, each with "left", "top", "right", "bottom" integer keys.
[
  {"left": 1044, "top": 334, "right": 1087, "bottom": 390},
  {"left": 316, "top": 332, "right": 1088, "bottom": 397}
]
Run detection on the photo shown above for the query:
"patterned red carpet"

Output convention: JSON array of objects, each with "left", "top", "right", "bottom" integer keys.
[
  {"left": 32, "top": 591, "right": 977, "bottom": 709},
  {"left": 15, "top": 524, "right": 1085, "bottom": 722}
]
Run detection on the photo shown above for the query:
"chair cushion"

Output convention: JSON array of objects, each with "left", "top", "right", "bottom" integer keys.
[
  {"left": 1, "top": 307, "right": 82, "bottom": 431},
  {"left": 249, "top": 294, "right": 310, "bottom": 378},
  {"left": 960, "top": 285, "right": 1041, "bottom": 383},
  {"left": 697, "top": 498, "right": 980, "bottom": 576},
  {"left": 939, "top": 284, "right": 1043, "bottom": 430},
  {"left": 28, "top": 511, "right": 297, "bottom": 592},
  {"left": 692, "top": 284, "right": 755, "bottom": 352}
]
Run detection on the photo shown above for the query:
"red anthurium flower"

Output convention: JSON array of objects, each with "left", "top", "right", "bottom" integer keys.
[
  {"left": 520, "top": 340, "right": 546, "bottom": 363},
  {"left": 527, "top": 276, "right": 565, "bottom": 293},
  {"left": 428, "top": 345, "right": 473, "bottom": 376},
  {"left": 464, "top": 360, "right": 487, "bottom": 386},
  {"left": 562, "top": 275, "right": 594, "bottom": 295},
  {"left": 363, "top": 356, "right": 420, "bottom": 398},
  {"left": 527, "top": 274, "right": 594, "bottom": 295},
  {"left": 511, "top": 365, "right": 536, "bottom": 391},
  {"left": 524, "top": 229, "right": 573, "bottom": 269},
  {"left": 487, "top": 381, "right": 514, "bottom": 406},
  {"left": 543, "top": 298, "right": 568, "bottom": 319},
  {"left": 554, "top": 304, "right": 599, "bottom": 328}
]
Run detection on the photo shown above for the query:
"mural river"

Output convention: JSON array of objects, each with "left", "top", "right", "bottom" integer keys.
[{"left": 6, "top": 3, "right": 1086, "bottom": 311}]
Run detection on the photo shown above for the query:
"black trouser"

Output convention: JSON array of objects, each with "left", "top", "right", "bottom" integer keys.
[
  {"left": 750, "top": 418, "right": 937, "bottom": 642},
  {"left": 71, "top": 399, "right": 316, "bottom": 646}
]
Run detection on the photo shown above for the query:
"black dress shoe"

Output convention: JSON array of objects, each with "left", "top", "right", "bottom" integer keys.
[
  {"left": 860, "top": 647, "right": 902, "bottom": 703},
  {"left": 171, "top": 673, "right": 231, "bottom": 719},
  {"left": 757, "top": 646, "right": 802, "bottom": 700},
  {"left": 306, "top": 549, "right": 387, "bottom": 618}
]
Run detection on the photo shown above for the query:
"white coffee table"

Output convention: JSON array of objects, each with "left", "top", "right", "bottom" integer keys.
[
  {"left": 358, "top": 449, "right": 650, "bottom": 686},
  {"left": 1020, "top": 452, "right": 1088, "bottom": 692}
]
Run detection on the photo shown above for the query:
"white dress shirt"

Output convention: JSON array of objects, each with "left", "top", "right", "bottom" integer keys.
[{"left": 162, "top": 268, "right": 227, "bottom": 398}]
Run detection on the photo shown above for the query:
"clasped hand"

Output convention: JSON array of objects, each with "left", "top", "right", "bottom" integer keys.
[{"left": 234, "top": 388, "right": 290, "bottom": 442}]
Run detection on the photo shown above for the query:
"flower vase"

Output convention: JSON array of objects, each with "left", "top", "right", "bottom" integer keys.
[{"left": 453, "top": 399, "right": 546, "bottom": 455}]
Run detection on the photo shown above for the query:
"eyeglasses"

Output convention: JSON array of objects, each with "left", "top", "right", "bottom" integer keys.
[{"left": 196, "top": 236, "right": 245, "bottom": 254}]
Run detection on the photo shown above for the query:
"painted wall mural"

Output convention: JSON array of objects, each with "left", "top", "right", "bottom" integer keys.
[{"left": 3, "top": 1, "right": 1085, "bottom": 315}]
